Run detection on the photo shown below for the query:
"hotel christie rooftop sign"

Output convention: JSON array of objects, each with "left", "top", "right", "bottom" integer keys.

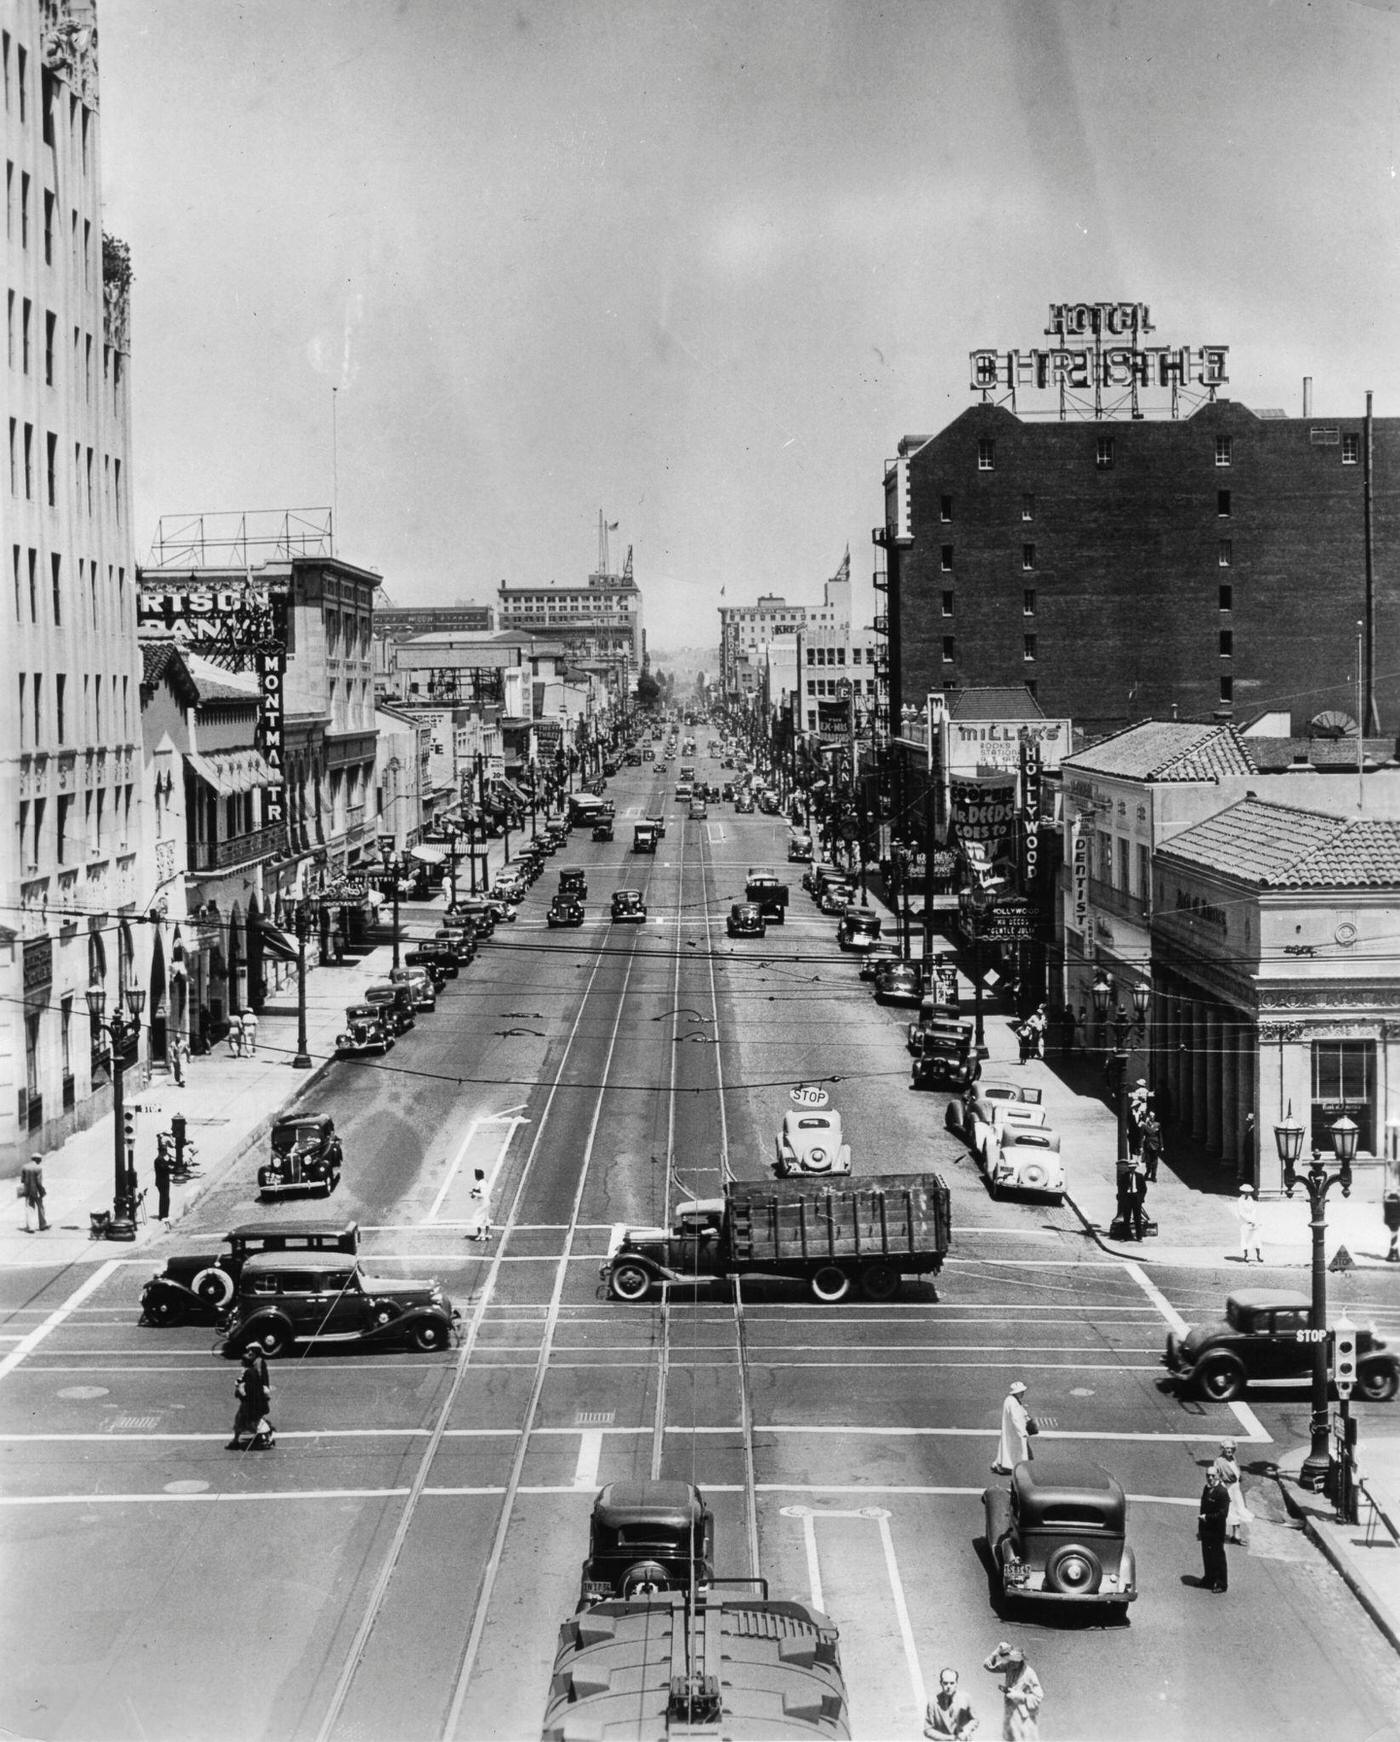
[{"left": 971, "top": 303, "right": 1227, "bottom": 395}]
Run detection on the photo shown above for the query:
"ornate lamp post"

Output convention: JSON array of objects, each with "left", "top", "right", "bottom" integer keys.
[
  {"left": 292, "top": 899, "right": 313, "bottom": 1069},
  {"left": 85, "top": 984, "right": 147, "bottom": 1239},
  {"left": 379, "top": 843, "right": 404, "bottom": 968},
  {"left": 965, "top": 883, "right": 991, "bottom": 1057},
  {"left": 1275, "top": 1105, "right": 1359, "bottom": 1492},
  {"left": 1091, "top": 970, "right": 1130, "bottom": 1163}
]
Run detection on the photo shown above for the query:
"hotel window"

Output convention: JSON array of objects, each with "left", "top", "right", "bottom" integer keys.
[
  {"left": 1021, "top": 494, "right": 1035, "bottom": 521},
  {"left": 851, "top": 648, "right": 862, "bottom": 664},
  {"left": 45, "top": 431, "right": 55, "bottom": 505},
  {"left": 42, "top": 188, "right": 52, "bottom": 262},
  {"left": 44, "top": 308, "right": 54, "bottom": 382},
  {"left": 1342, "top": 434, "right": 1360, "bottom": 465},
  {"left": 1215, "top": 435, "right": 1232, "bottom": 467},
  {"left": 977, "top": 438, "right": 996, "bottom": 471},
  {"left": 1219, "top": 583, "right": 1232, "bottom": 611},
  {"left": 7, "top": 418, "right": 14, "bottom": 494},
  {"left": 21, "top": 295, "right": 30, "bottom": 370},
  {"left": 56, "top": 793, "right": 72, "bottom": 865},
  {"left": 33, "top": 672, "right": 42, "bottom": 741},
  {"left": 940, "top": 545, "right": 953, "bottom": 571},
  {"left": 1217, "top": 489, "right": 1231, "bottom": 516},
  {"left": 50, "top": 552, "right": 60, "bottom": 623},
  {"left": 942, "top": 636, "right": 957, "bottom": 662},
  {"left": 939, "top": 495, "right": 953, "bottom": 522},
  {"left": 1220, "top": 629, "right": 1233, "bottom": 657},
  {"left": 806, "top": 680, "right": 815, "bottom": 698},
  {"left": 19, "top": 169, "right": 28, "bottom": 246},
  {"left": 1023, "top": 634, "right": 1037, "bottom": 661},
  {"left": 1310, "top": 1039, "right": 1374, "bottom": 1152},
  {"left": 1218, "top": 540, "right": 1232, "bottom": 567},
  {"left": 941, "top": 590, "right": 955, "bottom": 616},
  {"left": 1023, "top": 589, "right": 1036, "bottom": 615},
  {"left": 1022, "top": 544, "right": 1036, "bottom": 571},
  {"left": 1096, "top": 436, "right": 1114, "bottom": 469},
  {"left": 1219, "top": 675, "right": 1233, "bottom": 704},
  {"left": 55, "top": 672, "right": 65, "bottom": 741},
  {"left": 23, "top": 422, "right": 32, "bottom": 496}
]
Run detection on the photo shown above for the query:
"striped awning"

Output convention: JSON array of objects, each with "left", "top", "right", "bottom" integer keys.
[{"left": 186, "top": 748, "right": 276, "bottom": 795}]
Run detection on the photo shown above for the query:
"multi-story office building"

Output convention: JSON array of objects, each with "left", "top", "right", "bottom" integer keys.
[
  {"left": 718, "top": 594, "right": 808, "bottom": 699},
  {"left": 2, "top": 1, "right": 147, "bottom": 1166},
  {"left": 497, "top": 545, "right": 643, "bottom": 674},
  {"left": 374, "top": 601, "right": 494, "bottom": 641}
]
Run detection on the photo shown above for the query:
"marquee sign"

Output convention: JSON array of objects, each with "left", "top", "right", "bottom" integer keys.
[{"left": 971, "top": 302, "right": 1227, "bottom": 397}]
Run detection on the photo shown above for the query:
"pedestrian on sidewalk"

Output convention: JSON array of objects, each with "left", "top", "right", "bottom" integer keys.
[
  {"left": 1236, "top": 1183, "right": 1263, "bottom": 1264},
  {"left": 992, "top": 1380, "right": 1036, "bottom": 1474},
  {"left": 466, "top": 1167, "right": 493, "bottom": 1242},
  {"left": 982, "top": 1642, "right": 1042, "bottom": 1741},
  {"left": 169, "top": 1034, "right": 185, "bottom": 1086},
  {"left": 19, "top": 1152, "right": 49, "bottom": 1232},
  {"left": 228, "top": 1012, "right": 244, "bottom": 1057},
  {"left": 227, "top": 1347, "right": 274, "bottom": 1450},
  {"left": 241, "top": 1007, "right": 259, "bottom": 1056},
  {"left": 1118, "top": 1154, "right": 1147, "bottom": 1240},
  {"left": 1197, "top": 1466, "right": 1230, "bottom": 1591},
  {"left": 1213, "top": 1439, "right": 1253, "bottom": 1542},
  {"left": 924, "top": 1666, "right": 979, "bottom": 1739},
  {"left": 154, "top": 1135, "right": 173, "bottom": 1225},
  {"left": 1139, "top": 1110, "right": 1164, "bottom": 1183}
]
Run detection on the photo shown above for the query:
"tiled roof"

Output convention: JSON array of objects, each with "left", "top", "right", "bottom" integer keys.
[
  {"left": 1158, "top": 797, "right": 1400, "bottom": 887},
  {"left": 1064, "top": 720, "right": 1256, "bottom": 782},
  {"left": 947, "top": 686, "right": 1044, "bottom": 721},
  {"left": 140, "top": 640, "right": 200, "bottom": 707},
  {"left": 184, "top": 654, "right": 260, "bottom": 705}
]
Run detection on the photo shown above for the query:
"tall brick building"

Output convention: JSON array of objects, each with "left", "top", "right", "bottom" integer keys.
[{"left": 880, "top": 398, "right": 1400, "bottom": 738}]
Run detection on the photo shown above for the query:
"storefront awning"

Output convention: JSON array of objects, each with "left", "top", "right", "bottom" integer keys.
[
  {"left": 186, "top": 748, "right": 276, "bottom": 796},
  {"left": 411, "top": 843, "right": 447, "bottom": 865},
  {"left": 258, "top": 921, "right": 299, "bottom": 963},
  {"left": 498, "top": 779, "right": 529, "bottom": 806}
]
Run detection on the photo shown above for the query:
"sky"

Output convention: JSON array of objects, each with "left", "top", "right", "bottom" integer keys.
[{"left": 99, "top": 0, "right": 1400, "bottom": 660}]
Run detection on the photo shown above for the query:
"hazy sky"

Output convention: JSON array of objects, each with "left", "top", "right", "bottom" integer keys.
[{"left": 100, "top": 0, "right": 1400, "bottom": 656}]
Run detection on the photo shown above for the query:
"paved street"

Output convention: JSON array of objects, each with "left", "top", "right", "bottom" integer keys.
[{"left": 4, "top": 757, "right": 1400, "bottom": 1742}]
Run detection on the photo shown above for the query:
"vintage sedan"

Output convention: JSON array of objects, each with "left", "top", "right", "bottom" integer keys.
[
  {"left": 1165, "top": 1289, "right": 1400, "bottom": 1401},
  {"left": 140, "top": 1219, "right": 360, "bottom": 1324},
  {"left": 219, "top": 1251, "right": 458, "bottom": 1358},
  {"left": 726, "top": 901, "right": 766, "bottom": 939},
  {"left": 362, "top": 980, "right": 415, "bottom": 1034},
  {"left": 335, "top": 1003, "right": 393, "bottom": 1058},
  {"left": 983, "top": 1460, "right": 1137, "bottom": 1616},
  {"left": 733, "top": 792, "right": 754, "bottom": 814},
  {"left": 611, "top": 889, "right": 648, "bottom": 922},
  {"left": 390, "top": 965, "right": 437, "bottom": 1012},
  {"left": 836, "top": 906, "right": 882, "bottom": 950},
  {"left": 256, "top": 1114, "right": 343, "bottom": 1201},
  {"left": 433, "top": 927, "right": 477, "bottom": 968},
  {"left": 547, "top": 894, "right": 586, "bottom": 928},
  {"left": 859, "top": 939, "right": 903, "bottom": 982},
  {"left": 946, "top": 1080, "right": 1043, "bottom": 1146},
  {"left": 406, "top": 938, "right": 457, "bottom": 980},
  {"left": 774, "top": 1109, "right": 852, "bottom": 1177},
  {"left": 578, "top": 1480, "right": 716, "bottom": 1607},
  {"left": 985, "top": 1124, "right": 1065, "bottom": 1203},
  {"left": 911, "top": 1025, "right": 981, "bottom": 1092},
  {"left": 591, "top": 818, "right": 615, "bottom": 842},
  {"left": 787, "top": 830, "right": 814, "bottom": 862},
  {"left": 559, "top": 866, "right": 588, "bottom": 899},
  {"left": 874, "top": 962, "right": 923, "bottom": 1007}
]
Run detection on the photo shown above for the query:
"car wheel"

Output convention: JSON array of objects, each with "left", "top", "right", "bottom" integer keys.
[
  {"left": 610, "top": 1263, "right": 652, "bottom": 1303},
  {"left": 809, "top": 1265, "right": 851, "bottom": 1304},
  {"left": 244, "top": 1319, "right": 292, "bottom": 1359},
  {"left": 410, "top": 1318, "right": 450, "bottom": 1352},
  {"left": 193, "top": 1267, "right": 234, "bottom": 1310},
  {"left": 143, "top": 1290, "right": 181, "bottom": 1327},
  {"left": 1045, "top": 1543, "right": 1103, "bottom": 1596},
  {"left": 1196, "top": 1354, "right": 1246, "bottom": 1401},
  {"left": 618, "top": 1561, "right": 672, "bottom": 1598},
  {"left": 1357, "top": 1360, "right": 1400, "bottom": 1402},
  {"left": 859, "top": 1263, "right": 900, "bottom": 1303}
]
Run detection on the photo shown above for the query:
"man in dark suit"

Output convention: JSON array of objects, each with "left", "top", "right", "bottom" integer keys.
[{"left": 1198, "top": 1467, "right": 1230, "bottom": 1592}]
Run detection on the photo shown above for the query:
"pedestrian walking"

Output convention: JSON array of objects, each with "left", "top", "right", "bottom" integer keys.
[
  {"left": 228, "top": 1012, "right": 244, "bottom": 1057},
  {"left": 924, "top": 1666, "right": 979, "bottom": 1739},
  {"left": 1197, "top": 1466, "right": 1230, "bottom": 1591},
  {"left": 241, "top": 1007, "right": 259, "bottom": 1056},
  {"left": 19, "top": 1151, "right": 49, "bottom": 1232},
  {"left": 169, "top": 1033, "right": 185, "bottom": 1087},
  {"left": 1121, "top": 1154, "right": 1147, "bottom": 1240},
  {"left": 982, "top": 1642, "right": 1042, "bottom": 1741},
  {"left": 1139, "top": 1110, "right": 1164, "bottom": 1183},
  {"left": 1213, "top": 1439, "right": 1253, "bottom": 1542},
  {"left": 154, "top": 1136, "right": 173, "bottom": 1224},
  {"left": 466, "top": 1167, "right": 493, "bottom": 1242},
  {"left": 1236, "top": 1182, "right": 1263, "bottom": 1264},
  {"left": 227, "top": 1347, "right": 275, "bottom": 1450},
  {"left": 991, "top": 1380, "right": 1037, "bottom": 1474}
]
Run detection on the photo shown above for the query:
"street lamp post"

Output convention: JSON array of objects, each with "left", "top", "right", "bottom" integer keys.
[
  {"left": 85, "top": 984, "right": 146, "bottom": 1239},
  {"left": 966, "top": 884, "right": 991, "bottom": 1056},
  {"left": 379, "top": 845, "right": 403, "bottom": 968},
  {"left": 1275, "top": 1105, "right": 1359, "bottom": 1492},
  {"left": 292, "top": 901, "right": 313, "bottom": 1069}
]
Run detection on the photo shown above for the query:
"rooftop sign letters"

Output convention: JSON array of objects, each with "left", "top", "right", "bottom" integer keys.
[{"left": 971, "top": 302, "right": 1227, "bottom": 397}]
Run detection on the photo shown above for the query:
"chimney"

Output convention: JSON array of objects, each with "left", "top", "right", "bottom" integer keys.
[{"left": 1303, "top": 377, "right": 1313, "bottom": 417}]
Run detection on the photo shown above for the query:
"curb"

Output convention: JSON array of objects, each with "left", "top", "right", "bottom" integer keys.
[{"left": 1272, "top": 1466, "right": 1400, "bottom": 1658}]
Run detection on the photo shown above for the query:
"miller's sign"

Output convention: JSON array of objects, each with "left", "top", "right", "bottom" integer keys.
[{"left": 971, "top": 302, "right": 1227, "bottom": 395}]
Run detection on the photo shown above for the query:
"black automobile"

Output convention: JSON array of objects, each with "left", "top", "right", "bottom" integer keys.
[
  {"left": 335, "top": 1003, "right": 393, "bottom": 1058},
  {"left": 363, "top": 980, "right": 415, "bottom": 1034},
  {"left": 726, "top": 901, "right": 766, "bottom": 938},
  {"left": 744, "top": 868, "right": 788, "bottom": 924},
  {"left": 433, "top": 927, "right": 477, "bottom": 968},
  {"left": 257, "top": 1113, "right": 343, "bottom": 1200},
  {"left": 578, "top": 1480, "right": 716, "bottom": 1606},
  {"left": 1165, "top": 1289, "right": 1400, "bottom": 1401},
  {"left": 874, "top": 962, "right": 923, "bottom": 1006},
  {"left": 858, "top": 939, "right": 903, "bottom": 982},
  {"left": 591, "top": 819, "right": 614, "bottom": 842},
  {"left": 911, "top": 1022, "right": 980, "bottom": 1091},
  {"left": 559, "top": 866, "right": 588, "bottom": 899},
  {"left": 836, "top": 906, "right": 882, "bottom": 950},
  {"left": 733, "top": 792, "right": 754, "bottom": 814},
  {"left": 547, "top": 894, "right": 586, "bottom": 928},
  {"left": 611, "top": 889, "right": 647, "bottom": 922},
  {"left": 140, "top": 1219, "right": 361, "bottom": 1325},
  {"left": 983, "top": 1460, "right": 1138, "bottom": 1616},
  {"left": 406, "top": 937, "right": 458, "bottom": 980},
  {"left": 219, "top": 1252, "right": 458, "bottom": 1358}
]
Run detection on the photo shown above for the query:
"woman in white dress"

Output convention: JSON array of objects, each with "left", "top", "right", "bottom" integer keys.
[{"left": 1213, "top": 1439, "right": 1252, "bottom": 1542}]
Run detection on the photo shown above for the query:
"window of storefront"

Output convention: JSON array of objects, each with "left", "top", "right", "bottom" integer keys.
[{"left": 1311, "top": 1039, "right": 1374, "bottom": 1153}]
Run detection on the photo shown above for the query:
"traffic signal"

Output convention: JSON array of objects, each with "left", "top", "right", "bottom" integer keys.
[
  {"left": 121, "top": 1105, "right": 138, "bottom": 1159},
  {"left": 1331, "top": 1314, "right": 1358, "bottom": 1399}
]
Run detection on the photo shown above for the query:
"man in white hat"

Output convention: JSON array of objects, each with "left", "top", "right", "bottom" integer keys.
[
  {"left": 983, "top": 1640, "right": 1043, "bottom": 1740},
  {"left": 992, "top": 1380, "right": 1035, "bottom": 1474},
  {"left": 1236, "top": 1182, "right": 1262, "bottom": 1264}
]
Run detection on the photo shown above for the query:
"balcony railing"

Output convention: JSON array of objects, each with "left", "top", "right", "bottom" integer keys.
[
  {"left": 189, "top": 821, "right": 286, "bottom": 875},
  {"left": 1087, "top": 874, "right": 1150, "bottom": 923}
]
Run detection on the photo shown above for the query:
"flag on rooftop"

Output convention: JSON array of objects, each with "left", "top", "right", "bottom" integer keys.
[{"left": 832, "top": 546, "right": 850, "bottom": 585}]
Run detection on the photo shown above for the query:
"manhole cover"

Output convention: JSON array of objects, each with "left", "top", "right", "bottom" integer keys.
[{"left": 58, "top": 1386, "right": 109, "bottom": 1400}]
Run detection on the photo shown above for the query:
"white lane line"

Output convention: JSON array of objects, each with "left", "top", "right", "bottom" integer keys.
[
  {"left": 1230, "top": 1400, "right": 1270, "bottom": 1441},
  {"left": 801, "top": 1512, "right": 825, "bottom": 1610},
  {"left": 1122, "top": 1258, "right": 1189, "bottom": 1337},
  {"left": 0, "top": 1484, "right": 1207, "bottom": 1507},
  {"left": 571, "top": 1430, "right": 604, "bottom": 1489},
  {"left": 0, "top": 1260, "right": 120, "bottom": 1383},
  {"left": 878, "top": 1509, "right": 927, "bottom": 1719},
  {"left": 428, "top": 1116, "right": 481, "bottom": 1222}
]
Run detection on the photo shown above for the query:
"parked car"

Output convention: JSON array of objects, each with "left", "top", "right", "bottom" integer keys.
[
  {"left": 690, "top": 798, "right": 709, "bottom": 820},
  {"left": 1165, "top": 1289, "right": 1400, "bottom": 1401},
  {"left": 983, "top": 1460, "right": 1138, "bottom": 1616},
  {"left": 548, "top": 894, "right": 586, "bottom": 928},
  {"left": 744, "top": 868, "right": 788, "bottom": 924},
  {"left": 491, "top": 871, "right": 528, "bottom": 904},
  {"left": 363, "top": 981, "right": 415, "bottom": 1034},
  {"left": 406, "top": 937, "right": 458, "bottom": 980},
  {"left": 140, "top": 1218, "right": 361, "bottom": 1324},
  {"left": 733, "top": 792, "right": 754, "bottom": 813},
  {"left": 787, "top": 830, "right": 814, "bottom": 862},
  {"left": 390, "top": 965, "right": 437, "bottom": 1012},
  {"left": 986, "top": 1124, "right": 1065, "bottom": 1202},
  {"left": 726, "top": 901, "right": 766, "bottom": 939},
  {"left": 675, "top": 781, "right": 693, "bottom": 800},
  {"left": 820, "top": 881, "right": 854, "bottom": 915},
  {"left": 946, "top": 1080, "right": 1043, "bottom": 1145},
  {"left": 577, "top": 1480, "right": 716, "bottom": 1606},
  {"left": 591, "top": 819, "right": 614, "bottom": 842},
  {"left": 257, "top": 1113, "right": 343, "bottom": 1201},
  {"left": 219, "top": 1251, "right": 458, "bottom": 1358},
  {"left": 335, "top": 1003, "right": 393, "bottom": 1058},
  {"left": 911, "top": 1019, "right": 980, "bottom": 1091},
  {"left": 836, "top": 906, "right": 882, "bottom": 950},
  {"left": 859, "top": 939, "right": 903, "bottom": 982},
  {"left": 611, "top": 889, "right": 647, "bottom": 922},
  {"left": 775, "top": 1110, "right": 852, "bottom": 1177},
  {"left": 874, "top": 962, "right": 923, "bottom": 1007},
  {"left": 559, "top": 866, "right": 588, "bottom": 899},
  {"left": 433, "top": 927, "right": 477, "bottom": 968}
]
